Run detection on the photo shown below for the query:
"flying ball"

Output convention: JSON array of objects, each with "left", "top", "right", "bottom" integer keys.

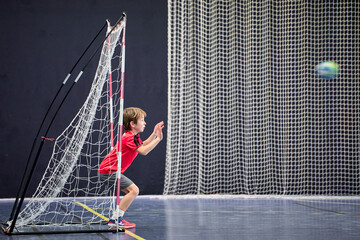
[{"left": 315, "top": 61, "right": 339, "bottom": 79}]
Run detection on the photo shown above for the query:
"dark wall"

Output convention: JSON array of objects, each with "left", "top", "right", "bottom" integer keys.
[{"left": 0, "top": 0, "right": 167, "bottom": 198}]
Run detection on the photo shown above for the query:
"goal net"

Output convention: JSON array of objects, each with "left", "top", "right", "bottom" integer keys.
[
  {"left": 165, "top": 1, "right": 360, "bottom": 195},
  {"left": 8, "top": 19, "right": 125, "bottom": 233}
]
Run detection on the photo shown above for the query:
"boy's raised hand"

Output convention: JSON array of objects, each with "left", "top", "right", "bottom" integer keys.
[
  {"left": 137, "top": 121, "right": 164, "bottom": 156},
  {"left": 154, "top": 121, "right": 164, "bottom": 140}
]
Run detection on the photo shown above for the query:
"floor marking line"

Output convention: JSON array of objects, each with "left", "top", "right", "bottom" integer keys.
[
  {"left": 293, "top": 199, "right": 360, "bottom": 206},
  {"left": 76, "top": 202, "right": 109, "bottom": 221},
  {"left": 292, "top": 201, "right": 347, "bottom": 215},
  {"left": 63, "top": 204, "right": 110, "bottom": 240},
  {"left": 75, "top": 201, "right": 146, "bottom": 240}
]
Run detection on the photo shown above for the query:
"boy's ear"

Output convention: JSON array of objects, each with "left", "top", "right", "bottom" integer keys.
[{"left": 130, "top": 121, "right": 135, "bottom": 128}]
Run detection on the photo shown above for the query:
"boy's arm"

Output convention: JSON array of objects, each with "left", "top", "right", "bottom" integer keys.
[
  {"left": 136, "top": 137, "right": 162, "bottom": 156},
  {"left": 137, "top": 121, "right": 164, "bottom": 156},
  {"left": 142, "top": 121, "right": 164, "bottom": 146},
  {"left": 142, "top": 132, "right": 157, "bottom": 146}
]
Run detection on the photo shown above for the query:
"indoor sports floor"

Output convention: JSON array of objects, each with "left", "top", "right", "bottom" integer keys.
[{"left": 1, "top": 195, "right": 359, "bottom": 240}]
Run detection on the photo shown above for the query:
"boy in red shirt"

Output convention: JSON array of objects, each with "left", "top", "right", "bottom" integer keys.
[{"left": 98, "top": 107, "right": 164, "bottom": 229}]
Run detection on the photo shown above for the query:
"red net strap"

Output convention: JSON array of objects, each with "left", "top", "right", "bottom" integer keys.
[{"left": 41, "top": 136, "right": 55, "bottom": 141}]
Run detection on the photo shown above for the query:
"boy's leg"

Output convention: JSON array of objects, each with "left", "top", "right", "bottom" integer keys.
[
  {"left": 119, "top": 184, "right": 139, "bottom": 212},
  {"left": 107, "top": 174, "right": 138, "bottom": 229}
]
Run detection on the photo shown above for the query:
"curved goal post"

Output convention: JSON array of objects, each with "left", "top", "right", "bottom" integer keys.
[{"left": 3, "top": 15, "right": 127, "bottom": 235}]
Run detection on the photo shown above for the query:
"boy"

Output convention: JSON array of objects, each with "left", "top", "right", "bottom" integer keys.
[{"left": 98, "top": 107, "right": 164, "bottom": 229}]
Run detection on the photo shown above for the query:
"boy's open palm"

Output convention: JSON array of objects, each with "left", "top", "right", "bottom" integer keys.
[{"left": 155, "top": 121, "right": 164, "bottom": 140}]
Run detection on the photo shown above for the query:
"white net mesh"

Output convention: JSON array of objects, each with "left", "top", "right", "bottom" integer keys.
[
  {"left": 12, "top": 20, "right": 125, "bottom": 231},
  {"left": 165, "top": 1, "right": 360, "bottom": 195}
]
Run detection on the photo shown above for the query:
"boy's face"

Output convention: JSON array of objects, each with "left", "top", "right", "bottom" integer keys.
[{"left": 131, "top": 116, "right": 146, "bottom": 134}]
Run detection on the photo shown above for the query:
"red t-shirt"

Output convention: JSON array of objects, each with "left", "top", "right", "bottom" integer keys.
[{"left": 98, "top": 131, "right": 143, "bottom": 174}]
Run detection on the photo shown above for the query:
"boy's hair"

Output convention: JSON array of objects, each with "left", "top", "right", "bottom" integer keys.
[{"left": 123, "top": 107, "right": 147, "bottom": 131}]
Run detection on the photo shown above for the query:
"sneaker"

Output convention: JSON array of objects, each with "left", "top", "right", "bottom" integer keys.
[{"left": 108, "top": 217, "right": 136, "bottom": 229}]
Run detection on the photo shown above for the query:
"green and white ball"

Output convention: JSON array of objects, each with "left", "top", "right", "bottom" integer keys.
[{"left": 315, "top": 61, "right": 339, "bottom": 79}]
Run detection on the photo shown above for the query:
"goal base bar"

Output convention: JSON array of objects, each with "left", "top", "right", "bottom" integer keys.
[{"left": 1, "top": 224, "right": 124, "bottom": 235}]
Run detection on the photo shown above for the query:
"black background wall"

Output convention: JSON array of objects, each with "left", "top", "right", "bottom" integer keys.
[{"left": 0, "top": 0, "right": 167, "bottom": 198}]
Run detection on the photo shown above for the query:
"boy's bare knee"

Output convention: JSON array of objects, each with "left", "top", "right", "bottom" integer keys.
[
  {"left": 128, "top": 184, "right": 139, "bottom": 196},
  {"left": 133, "top": 185, "right": 140, "bottom": 196}
]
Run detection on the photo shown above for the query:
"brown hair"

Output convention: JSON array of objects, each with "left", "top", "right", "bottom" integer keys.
[{"left": 123, "top": 107, "right": 147, "bottom": 131}]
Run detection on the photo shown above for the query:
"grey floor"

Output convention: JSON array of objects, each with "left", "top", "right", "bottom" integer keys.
[{"left": 1, "top": 195, "right": 360, "bottom": 240}]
